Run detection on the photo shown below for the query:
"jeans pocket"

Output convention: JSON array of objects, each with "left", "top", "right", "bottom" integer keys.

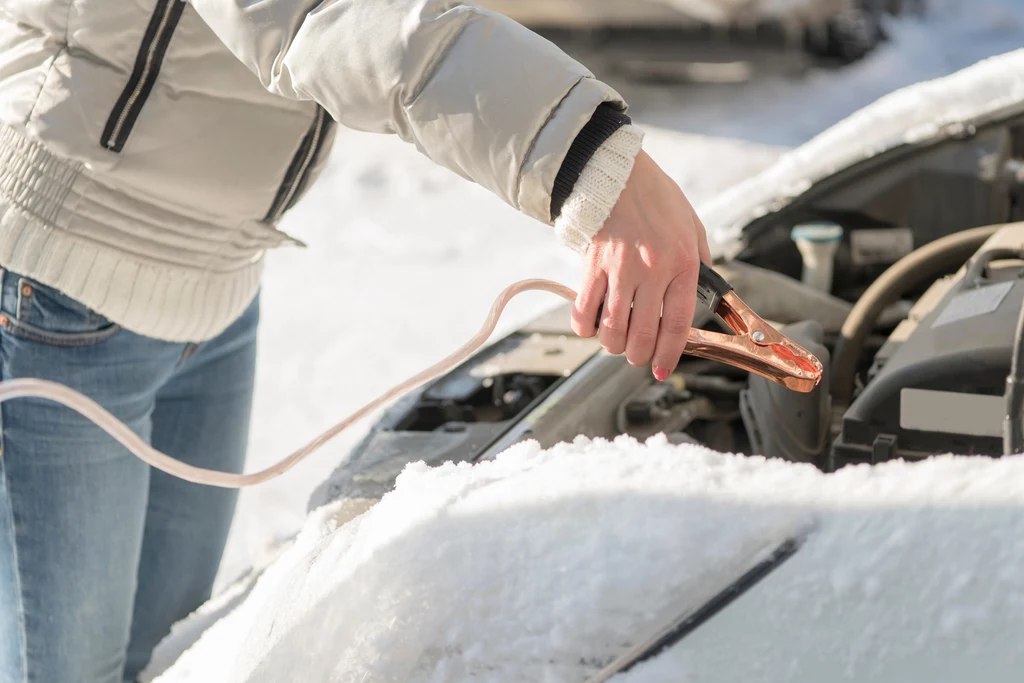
[{"left": 0, "top": 274, "right": 121, "bottom": 348}]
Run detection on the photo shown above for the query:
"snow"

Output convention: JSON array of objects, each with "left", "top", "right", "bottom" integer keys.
[
  {"left": 153, "top": 438, "right": 1024, "bottom": 682},
  {"left": 620, "top": 454, "right": 1024, "bottom": 683},
  {"left": 144, "top": 1, "right": 1024, "bottom": 679}
]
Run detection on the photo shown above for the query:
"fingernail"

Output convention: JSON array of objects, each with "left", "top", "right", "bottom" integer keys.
[{"left": 654, "top": 367, "right": 670, "bottom": 382}]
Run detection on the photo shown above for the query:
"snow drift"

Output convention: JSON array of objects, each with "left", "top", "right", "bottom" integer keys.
[{"left": 153, "top": 437, "right": 1024, "bottom": 682}]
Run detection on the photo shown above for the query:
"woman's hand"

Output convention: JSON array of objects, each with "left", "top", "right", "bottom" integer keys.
[{"left": 570, "top": 150, "right": 711, "bottom": 382}]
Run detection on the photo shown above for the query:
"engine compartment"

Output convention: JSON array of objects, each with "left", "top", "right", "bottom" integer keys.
[
  {"left": 833, "top": 228, "right": 1024, "bottom": 465},
  {"left": 310, "top": 91, "right": 1024, "bottom": 518}
]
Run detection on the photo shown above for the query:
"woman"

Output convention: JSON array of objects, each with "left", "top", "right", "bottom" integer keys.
[{"left": 0, "top": 1, "right": 709, "bottom": 680}]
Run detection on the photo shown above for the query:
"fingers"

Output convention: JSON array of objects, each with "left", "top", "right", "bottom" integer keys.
[
  {"left": 573, "top": 151, "right": 708, "bottom": 381},
  {"left": 599, "top": 274, "right": 636, "bottom": 356},
  {"left": 652, "top": 257, "right": 700, "bottom": 380},
  {"left": 625, "top": 280, "right": 665, "bottom": 367},
  {"left": 693, "top": 212, "right": 712, "bottom": 265},
  {"left": 571, "top": 266, "right": 607, "bottom": 338}
]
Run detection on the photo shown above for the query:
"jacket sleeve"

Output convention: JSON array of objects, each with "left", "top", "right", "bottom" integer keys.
[{"left": 189, "top": 0, "right": 627, "bottom": 224}]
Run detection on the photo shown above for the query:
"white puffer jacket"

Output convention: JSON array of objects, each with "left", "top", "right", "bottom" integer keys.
[{"left": 0, "top": 1, "right": 640, "bottom": 341}]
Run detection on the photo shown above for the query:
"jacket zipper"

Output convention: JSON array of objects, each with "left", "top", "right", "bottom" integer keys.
[
  {"left": 101, "top": 0, "right": 186, "bottom": 153},
  {"left": 264, "top": 107, "right": 330, "bottom": 223}
]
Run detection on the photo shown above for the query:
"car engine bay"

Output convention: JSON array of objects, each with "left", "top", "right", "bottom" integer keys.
[{"left": 309, "top": 89, "right": 1024, "bottom": 517}]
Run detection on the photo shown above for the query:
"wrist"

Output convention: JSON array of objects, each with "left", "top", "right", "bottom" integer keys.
[{"left": 554, "top": 124, "right": 645, "bottom": 254}]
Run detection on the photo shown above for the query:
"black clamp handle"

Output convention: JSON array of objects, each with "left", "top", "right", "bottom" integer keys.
[{"left": 695, "top": 262, "right": 733, "bottom": 315}]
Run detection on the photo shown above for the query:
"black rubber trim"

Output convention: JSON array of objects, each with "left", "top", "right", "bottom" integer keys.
[
  {"left": 100, "top": 0, "right": 186, "bottom": 153},
  {"left": 550, "top": 103, "right": 632, "bottom": 221},
  {"left": 695, "top": 263, "right": 734, "bottom": 315}
]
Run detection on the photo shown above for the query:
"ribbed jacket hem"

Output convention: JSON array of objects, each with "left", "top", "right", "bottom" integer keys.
[
  {"left": 0, "top": 200, "right": 262, "bottom": 344},
  {"left": 0, "top": 200, "right": 263, "bottom": 343},
  {"left": 0, "top": 122, "right": 273, "bottom": 343}
]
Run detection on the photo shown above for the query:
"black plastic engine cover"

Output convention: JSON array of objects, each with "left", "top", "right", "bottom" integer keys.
[{"left": 831, "top": 241, "right": 1024, "bottom": 468}]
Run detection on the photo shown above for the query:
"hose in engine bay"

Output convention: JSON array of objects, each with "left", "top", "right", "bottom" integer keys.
[{"left": 831, "top": 224, "right": 1001, "bottom": 406}]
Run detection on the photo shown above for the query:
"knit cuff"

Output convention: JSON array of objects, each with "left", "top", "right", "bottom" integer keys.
[
  {"left": 550, "top": 103, "right": 632, "bottom": 220},
  {"left": 554, "top": 124, "right": 645, "bottom": 254}
]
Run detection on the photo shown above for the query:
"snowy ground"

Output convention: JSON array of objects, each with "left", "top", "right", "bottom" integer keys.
[{"left": 145, "top": 1, "right": 1024, "bottom": 678}]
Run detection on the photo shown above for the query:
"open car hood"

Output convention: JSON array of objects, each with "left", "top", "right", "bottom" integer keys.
[{"left": 701, "top": 48, "right": 1024, "bottom": 260}]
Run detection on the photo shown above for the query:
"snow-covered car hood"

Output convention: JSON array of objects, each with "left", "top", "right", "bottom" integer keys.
[{"left": 153, "top": 438, "right": 1024, "bottom": 683}]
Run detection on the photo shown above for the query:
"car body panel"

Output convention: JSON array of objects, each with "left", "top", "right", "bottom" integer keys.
[{"left": 622, "top": 479, "right": 1024, "bottom": 682}]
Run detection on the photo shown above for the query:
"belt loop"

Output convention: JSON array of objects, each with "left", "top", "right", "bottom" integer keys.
[{"left": 14, "top": 278, "right": 31, "bottom": 321}]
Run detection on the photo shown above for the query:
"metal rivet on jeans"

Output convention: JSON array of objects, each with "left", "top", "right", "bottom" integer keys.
[
  {"left": 0, "top": 314, "right": 9, "bottom": 327},
  {"left": 20, "top": 283, "right": 32, "bottom": 297}
]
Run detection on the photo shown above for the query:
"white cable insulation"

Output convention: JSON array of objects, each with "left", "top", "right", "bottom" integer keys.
[{"left": 0, "top": 280, "right": 578, "bottom": 489}]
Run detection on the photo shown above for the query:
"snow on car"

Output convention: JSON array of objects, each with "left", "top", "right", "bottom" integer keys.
[{"left": 153, "top": 438, "right": 1024, "bottom": 683}]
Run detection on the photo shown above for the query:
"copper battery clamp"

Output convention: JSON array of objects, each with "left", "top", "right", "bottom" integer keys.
[
  {"left": 599, "top": 263, "right": 824, "bottom": 393},
  {"left": 688, "top": 289, "right": 823, "bottom": 392}
]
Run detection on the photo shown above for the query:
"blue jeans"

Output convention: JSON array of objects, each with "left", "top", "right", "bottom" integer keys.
[{"left": 0, "top": 270, "right": 258, "bottom": 682}]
